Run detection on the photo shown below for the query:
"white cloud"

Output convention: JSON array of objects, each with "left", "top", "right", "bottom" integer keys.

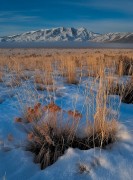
[
  {"left": 0, "top": 11, "right": 39, "bottom": 23},
  {"left": 0, "top": 8, "right": 133, "bottom": 36}
]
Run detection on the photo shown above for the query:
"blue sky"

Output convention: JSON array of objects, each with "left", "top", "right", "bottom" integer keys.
[{"left": 0, "top": 0, "right": 133, "bottom": 36}]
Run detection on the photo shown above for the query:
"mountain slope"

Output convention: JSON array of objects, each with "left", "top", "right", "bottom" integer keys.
[
  {"left": 92, "top": 32, "right": 133, "bottom": 43},
  {"left": 0, "top": 27, "right": 99, "bottom": 42},
  {"left": 0, "top": 27, "right": 133, "bottom": 43}
]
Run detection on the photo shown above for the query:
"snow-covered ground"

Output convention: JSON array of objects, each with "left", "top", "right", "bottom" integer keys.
[{"left": 0, "top": 74, "right": 133, "bottom": 180}]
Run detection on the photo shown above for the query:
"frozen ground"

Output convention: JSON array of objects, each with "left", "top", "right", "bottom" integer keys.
[{"left": 0, "top": 75, "right": 133, "bottom": 180}]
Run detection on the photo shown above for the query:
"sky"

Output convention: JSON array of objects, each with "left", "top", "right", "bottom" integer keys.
[{"left": 0, "top": 0, "right": 133, "bottom": 36}]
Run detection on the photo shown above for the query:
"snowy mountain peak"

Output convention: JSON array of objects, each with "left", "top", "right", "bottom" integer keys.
[
  {"left": 0, "top": 27, "right": 133, "bottom": 43},
  {"left": 0, "top": 27, "right": 99, "bottom": 42},
  {"left": 92, "top": 32, "right": 133, "bottom": 43}
]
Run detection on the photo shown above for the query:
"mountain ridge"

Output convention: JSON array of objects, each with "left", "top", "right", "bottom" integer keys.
[{"left": 0, "top": 27, "right": 133, "bottom": 43}]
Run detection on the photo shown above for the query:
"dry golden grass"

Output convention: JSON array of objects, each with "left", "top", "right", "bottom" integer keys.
[
  {"left": 0, "top": 71, "right": 3, "bottom": 82},
  {"left": 15, "top": 101, "right": 118, "bottom": 169},
  {"left": 116, "top": 55, "right": 133, "bottom": 76},
  {"left": 64, "top": 57, "right": 78, "bottom": 84},
  {"left": 121, "top": 75, "right": 133, "bottom": 103},
  {"left": 107, "top": 74, "right": 133, "bottom": 103},
  {"left": 0, "top": 48, "right": 133, "bottom": 83},
  {"left": 34, "top": 73, "right": 54, "bottom": 86},
  {"left": 1, "top": 48, "right": 133, "bottom": 169}
]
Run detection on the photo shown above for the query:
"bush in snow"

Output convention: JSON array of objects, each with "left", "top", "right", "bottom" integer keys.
[{"left": 15, "top": 101, "right": 118, "bottom": 170}]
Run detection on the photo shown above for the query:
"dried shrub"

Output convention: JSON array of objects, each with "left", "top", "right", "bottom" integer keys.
[
  {"left": 121, "top": 76, "right": 133, "bottom": 104},
  {"left": 34, "top": 74, "right": 54, "bottom": 86},
  {"left": 108, "top": 76, "right": 133, "bottom": 104},
  {"left": 14, "top": 102, "right": 118, "bottom": 170},
  {"left": 25, "top": 117, "right": 118, "bottom": 169},
  {"left": 68, "top": 110, "right": 82, "bottom": 119},
  {"left": 44, "top": 102, "right": 61, "bottom": 112},
  {"left": 65, "top": 59, "right": 79, "bottom": 84},
  {"left": 117, "top": 55, "right": 133, "bottom": 76},
  {"left": 0, "top": 71, "right": 3, "bottom": 82},
  {"left": 19, "top": 103, "right": 43, "bottom": 123},
  {"left": 108, "top": 82, "right": 123, "bottom": 95}
]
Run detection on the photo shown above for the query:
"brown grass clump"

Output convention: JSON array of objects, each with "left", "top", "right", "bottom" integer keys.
[
  {"left": 34, "top": 73, "right": 54, "bottom": 86},
  {"left": 68, "top": 110, "right": 82, "bottom": 119},
  {"left": 21, "top": 103, "right": 42, "bottom": 123},
  {"left": 28, "top": 132, "right": 34, "bottom": 141},
  {"left": 25, "top": 117, "right": 118, "bottom": 169},
  {"left": 14, "top": 97, "right": 118, "bottom": 170},
  {"left": 87, "top": 57, "right": 100, "bottom": 78},
  {"left": 34, "top": 75, "right": 44, "bottom": 84},
  {"left": 15, "top": 102, "right": 118, "bottom": 170},
  {"left": 88, "top": 118, "right": 118, "bottom": 147},
  {"left": 108, "top": 82, "right": 123, "bottom": 96},
  {"left": 15, "top": 117, "right": 22, "bottom": 123},
  {"left": 108, "top": 76, "right": 133, "bottom": 104},
  {"left": 0, "top": 71, "right": 3, "bottom": 82},
  {"left": 36, "top": 84, "right": 57, "bottom": 92},
  {"left": 64, "top": 58, "right": 79, "bottom": 84},
  {"left": 44, "top": 101, "right": 61, "bottom": 112},
  {"left": 121, "top": 76, "right": 133, "bottom": 104},
  {"left": 117, "top": 55, "right": 133, "bottom": 76}
]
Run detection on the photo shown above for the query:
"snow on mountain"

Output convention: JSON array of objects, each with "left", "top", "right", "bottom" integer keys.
[
  {"left": 0, "top": 27, "right": 133, "bottom": 43},
  {"left": 92, "top": 32, "right": 133, "bottom": 43},
  {"left": 0, "top": 27, "right": 100, "bottom": 42}
]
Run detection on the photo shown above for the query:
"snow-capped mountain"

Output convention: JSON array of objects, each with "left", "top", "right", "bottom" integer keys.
[
  {"left": 92, "top": 32, "right": 133, "bottom": 43},
  {"left": 0, "top": 27, "right": 133, "bottom": 43},
  {"left": 0, "top": 27, "right": 99, "bottom": 42}
]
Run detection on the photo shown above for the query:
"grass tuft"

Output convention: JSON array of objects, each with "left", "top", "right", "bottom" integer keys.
[{"left": 17, "top": 103, "right": 119, "bottom": 170}]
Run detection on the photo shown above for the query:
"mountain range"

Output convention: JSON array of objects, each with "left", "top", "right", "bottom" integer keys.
[{"left": 0, "top": 27, "right": 133, "bottom": 43}]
